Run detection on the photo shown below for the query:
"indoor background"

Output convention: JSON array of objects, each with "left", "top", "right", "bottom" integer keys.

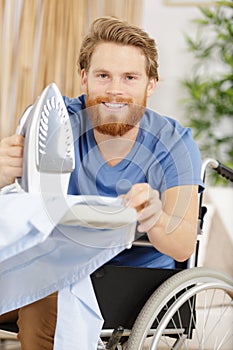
[
  {"left": 0, "top": 0, "right": 232, "bottom": 348},
  {"left": 0, "top": 0, "right": 231, "bottom": 273}
]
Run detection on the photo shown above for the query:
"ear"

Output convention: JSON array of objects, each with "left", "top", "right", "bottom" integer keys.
[
  {"left": 81, "top": 69, "right": 88, "bottom": 93},
  {"left": 146, "top": 78, "right": 156, "bottom": 97}
]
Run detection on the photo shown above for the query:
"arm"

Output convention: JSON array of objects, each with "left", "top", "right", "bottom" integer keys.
[
  {"left": 122, "top": 183, "right": 198, "bottom": 262},
  {"left": 0, "top": 135, "right": 24, "bottom": 189}
]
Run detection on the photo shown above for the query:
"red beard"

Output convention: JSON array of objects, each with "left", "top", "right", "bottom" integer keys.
[{"left": 85, "top": 94, "right": 146, "bottom": 136}]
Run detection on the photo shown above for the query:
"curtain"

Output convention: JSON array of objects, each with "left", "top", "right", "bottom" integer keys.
[{"left": 0, "top": 0, "right": 142, "bottom": 139}]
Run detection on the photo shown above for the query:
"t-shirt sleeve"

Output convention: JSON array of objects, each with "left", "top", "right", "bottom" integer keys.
[{"left": 149, "top": 123, "right": 204, "bottom": 193}]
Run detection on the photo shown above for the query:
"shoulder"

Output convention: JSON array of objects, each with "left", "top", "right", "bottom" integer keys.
[
  {"left": 63, "top": 94, "right": 86, "bottom": 115},
  {"left": 140, "top": 109, "right": 197, "bottom": 155},
  {"left": 142, "top": 109, "right": 203, "bottom": 190},
  {"left": 63, "top": 94, "right": 88, "bottom": 134},
  {"left": 141, "top": 109, "right": 189, "bottom": 138}
]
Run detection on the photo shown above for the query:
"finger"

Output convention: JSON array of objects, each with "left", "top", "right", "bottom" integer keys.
[
  {"left": 1, "top": 134, "right": 24, "bottom": 147},
  {"left": 132, "top": 188, "right": 159, "bottom": 212},
  {"left": 137, "top": 210, "right": 162, "bottom": 233},
  {"left": 0, "top": 165, "right": 23, "bottom": 188},
  {"left": 0, "top": 157, "right": 23, "bottom": 187},
  {"left": 0, "top": 146, "right": 24, "bottom": 158},
  {"left": 123, "top": 183, "right": 153, "bottom": 209},
  {"left": 4, "top": 165, "right": 23, "bottom": 177},
  {"left": 137, "top": 199, "right": 162, "bottom": 221},
  {"left": 0, "top": 135, "right": 24, "bottom": 157},
  {"left": 0, "top": 157, "right": 23, "bottom": 168}
]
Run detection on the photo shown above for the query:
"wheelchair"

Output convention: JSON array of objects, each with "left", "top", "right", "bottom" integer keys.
[
  {"left": 91, "top": 158, "right": 233, "bottom": 350},
  {"left": 0, "top": 158, "right": 233, "bottom": 350}
]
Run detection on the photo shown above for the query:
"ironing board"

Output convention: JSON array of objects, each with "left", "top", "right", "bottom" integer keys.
[{"left": 0, "top": 191, "right": 137, "bottom": 349}]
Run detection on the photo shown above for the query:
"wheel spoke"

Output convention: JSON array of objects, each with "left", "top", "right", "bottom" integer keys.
[{"left": 126, "top": 268, "right": 233, "bottom": 350}]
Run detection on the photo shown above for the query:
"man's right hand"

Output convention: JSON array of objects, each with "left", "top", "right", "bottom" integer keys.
[{"left": 0, "top": 135, "right": 24, "bottom": 189}]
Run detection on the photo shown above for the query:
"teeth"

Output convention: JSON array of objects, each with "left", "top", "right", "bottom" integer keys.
[{"left": 104, "top": 103, "right": 126, "bottom": 109}]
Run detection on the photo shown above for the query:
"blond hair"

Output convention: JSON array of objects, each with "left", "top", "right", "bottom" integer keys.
[{"left": 78, "top": 17, "right": 159, "bottom": 81}]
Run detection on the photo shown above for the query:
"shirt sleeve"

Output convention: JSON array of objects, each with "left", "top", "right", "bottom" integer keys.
[{"left": 148, "top": 122, "right": 204, "bottom": 193}]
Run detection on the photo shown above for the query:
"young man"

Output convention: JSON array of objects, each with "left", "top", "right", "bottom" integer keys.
[{"left": 0, "top": 17, "right": 203, "bottom": 349}]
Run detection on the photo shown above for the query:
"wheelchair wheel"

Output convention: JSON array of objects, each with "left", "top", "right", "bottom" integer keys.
[{"left": 126, "top": 267, "right": 233, "bottom": 350}]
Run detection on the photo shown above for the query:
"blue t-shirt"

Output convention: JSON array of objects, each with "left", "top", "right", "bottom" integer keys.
[{"left": 63, "top": 94, "right": 203, "bottom": 269}]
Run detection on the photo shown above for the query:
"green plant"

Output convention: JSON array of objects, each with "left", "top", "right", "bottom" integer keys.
[{"left": 181, "top": 0, "right": 233, "bottom": 185}]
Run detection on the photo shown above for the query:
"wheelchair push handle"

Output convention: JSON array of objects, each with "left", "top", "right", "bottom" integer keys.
[
  {"left": 201, "top": 158, "right": 233, "bottom": 183},
  {"left": 213, "top": 161, "right": 233, "bottom": 182}
]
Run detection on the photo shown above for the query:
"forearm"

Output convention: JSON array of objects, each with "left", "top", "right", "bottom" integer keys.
[
  {"left": 123, "top": 183, "right": 199, "bottom": 261},
  {"left": 147, "top": 210, "right": 197, "bottom": 262}
]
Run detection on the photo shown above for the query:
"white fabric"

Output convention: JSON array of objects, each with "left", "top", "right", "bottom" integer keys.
[
  {"left": 0, "top": 192, "right": 136, "bottom": 349},
  {"left": 54, "top": 277, "right": 104, "bottom": 350}
]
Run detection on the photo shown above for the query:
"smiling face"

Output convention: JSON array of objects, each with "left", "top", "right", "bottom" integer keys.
[{"left": 81, "top": 42, "right": 156, "bottom": 136}]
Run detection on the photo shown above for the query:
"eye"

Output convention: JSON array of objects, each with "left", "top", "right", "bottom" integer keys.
[
  {"left": 125, "top": 75, "right": 138, "bottom": 81},
  {"left": 126, "top": 75, "right": 135, "bottom": 80},
  {"left": 98, "top": 73, "right": 108, "bottom": 79}
]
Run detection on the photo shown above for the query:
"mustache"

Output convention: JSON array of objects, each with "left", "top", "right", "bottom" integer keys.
[{"left": 87, "top": 96, "right": 134, "bottom": 106}]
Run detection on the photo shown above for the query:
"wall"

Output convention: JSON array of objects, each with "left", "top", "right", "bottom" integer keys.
[
  {"left": 141, "top": 1, "right": 233, "bottom": 272},
  {"left": 141, "top": 0, "right": 203, "bottom": 122}
]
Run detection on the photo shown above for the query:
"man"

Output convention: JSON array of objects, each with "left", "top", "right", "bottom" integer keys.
[{"left": 0, "top": 17, "right": 203, "bottom": 349}]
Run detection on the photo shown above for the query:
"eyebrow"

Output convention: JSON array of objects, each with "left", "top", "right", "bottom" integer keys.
[
  {"left": 92, "top": 69, "right": 109, "bottom": 74},
  {"left": 124, "top": 72, "right": 142, "bottom": 76},
  {"left": 92, "top": 69, "right": 142, "bottom": 76}
]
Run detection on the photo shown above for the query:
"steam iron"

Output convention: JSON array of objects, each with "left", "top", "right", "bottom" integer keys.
[{"left": 16, "top": 83, "right": 75, "bottom": 195}]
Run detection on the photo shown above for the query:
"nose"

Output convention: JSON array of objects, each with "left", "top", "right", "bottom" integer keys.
[{"left": 105, "top": 77, "right": 123, "bottom": 96}]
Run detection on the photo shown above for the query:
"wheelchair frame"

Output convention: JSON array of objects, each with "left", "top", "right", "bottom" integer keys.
[
  {"left": 0, "top": 158, "right": 233, "bottom": 350},
  {"left": 93, "top": 158, "right": 233, "bottom": 350}
]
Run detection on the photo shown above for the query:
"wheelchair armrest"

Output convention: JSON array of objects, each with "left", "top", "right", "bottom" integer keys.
[
  {"left": 132, "top": 233, "right": 152, "bottom": 247},
  {"left": 132, "top": 233, "right": 189, "bottom": 269}
]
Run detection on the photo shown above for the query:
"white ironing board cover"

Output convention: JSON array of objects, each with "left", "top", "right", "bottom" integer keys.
[{"left": 0, "top": 192, "right": 137, "bottom": 349}]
